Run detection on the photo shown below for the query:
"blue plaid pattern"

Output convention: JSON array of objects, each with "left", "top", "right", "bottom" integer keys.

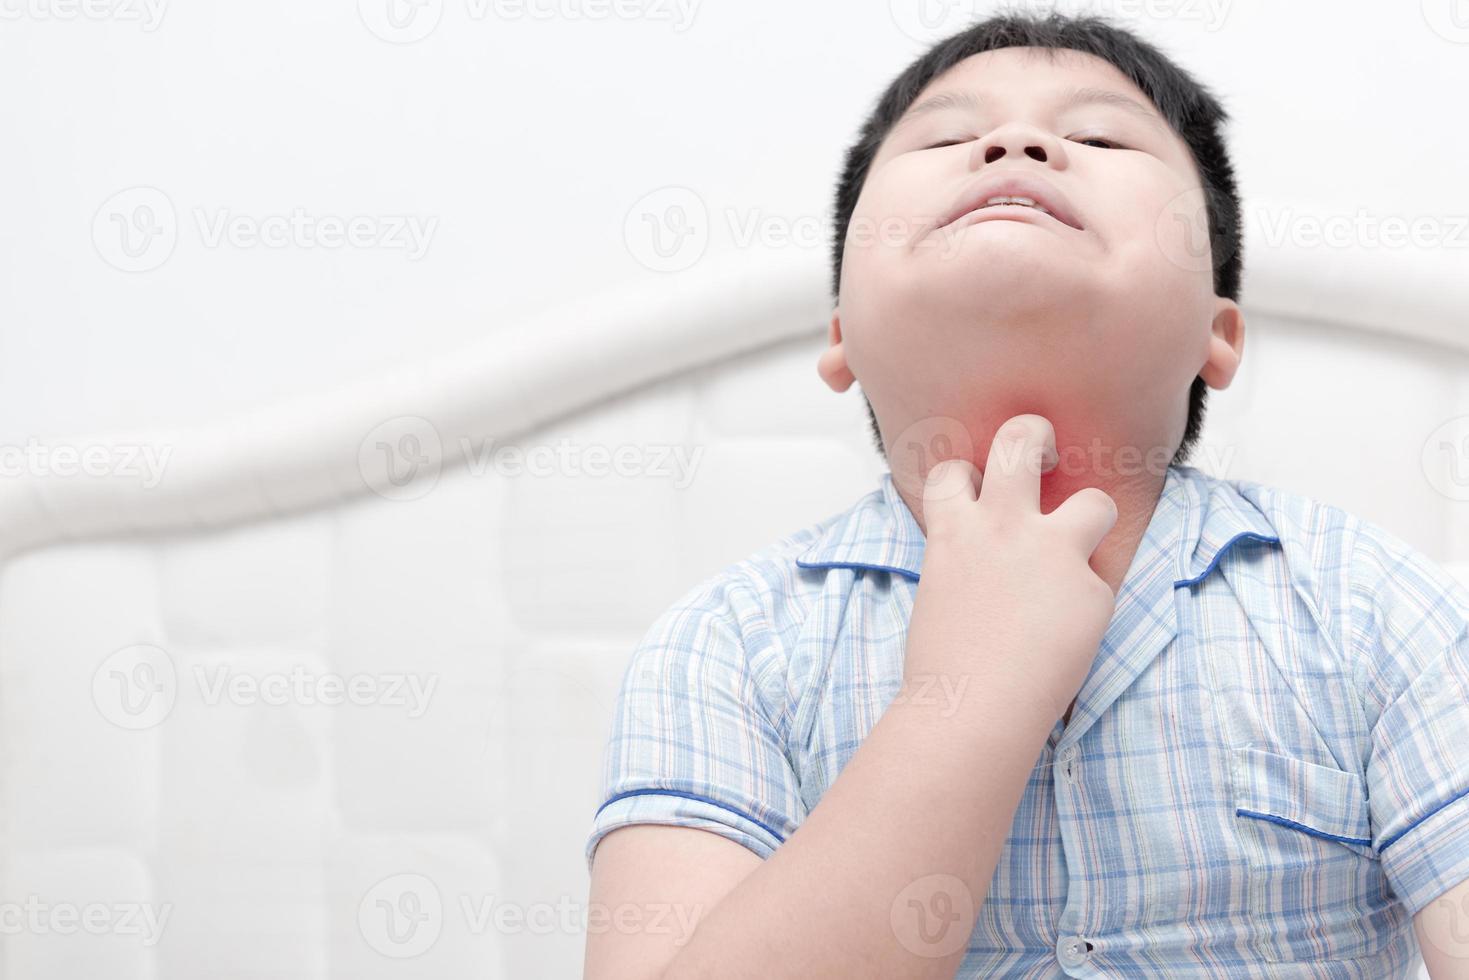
[{"left": 587, "top": 465, "right": 1469, "bottom": 976}]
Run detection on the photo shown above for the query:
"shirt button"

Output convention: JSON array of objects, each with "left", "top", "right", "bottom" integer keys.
[
  {"left": 1056, "top": 934, "right": 1093, "bottom": 968},
  {"left": 1058, "top": 746, "right": 1078, "bottom": 782}
]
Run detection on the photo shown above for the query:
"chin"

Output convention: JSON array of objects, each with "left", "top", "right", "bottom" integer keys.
[{"left": 901, "top": 244, "right": 1102, "bottom": 326}]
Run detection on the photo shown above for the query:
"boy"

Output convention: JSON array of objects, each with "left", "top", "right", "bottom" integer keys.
[{"left": 583, "top": 13, "right": 1469, "bottom": 978}]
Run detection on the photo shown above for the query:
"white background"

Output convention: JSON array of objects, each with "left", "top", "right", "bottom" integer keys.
[
  {"left": 2, "top": 2, "right": 1467, "bottom": 977},
  {"left": 3, "top": 0, "right": 1467, "bottom": 442}
]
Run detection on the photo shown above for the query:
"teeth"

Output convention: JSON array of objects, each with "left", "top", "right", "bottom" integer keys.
[{"left": 980, "top": 195, "right": 1050, "bottom": 214}]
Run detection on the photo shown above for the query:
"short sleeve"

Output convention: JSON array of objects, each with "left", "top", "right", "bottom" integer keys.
[
  {"left": 1351, "top": 527, "right": 1469, "bottom": 916},
  {"left": 584, "top": 577, "right": 806, "bottom": 872}
]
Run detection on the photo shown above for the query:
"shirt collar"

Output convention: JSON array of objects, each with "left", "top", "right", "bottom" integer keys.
[{"left": 795, "top": 465, "right": 1281, "bottom": 589}]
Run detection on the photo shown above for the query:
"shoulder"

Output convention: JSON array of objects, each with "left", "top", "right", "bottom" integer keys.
[
  {"left": 1201, "top": 470, "right": 1469, "bottom": 694},
  {"left": 639, "top": 482, "right": 888, "bottom": 653},
  {"left": 1192, "top": 467, "right": 1440, "bottom": 592}
]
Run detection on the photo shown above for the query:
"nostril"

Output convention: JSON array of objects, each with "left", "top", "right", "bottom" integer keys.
[
  {"left": 983, "top": 145, "right": 1005, "bottom": 163},
  {"left": 1025, "top": 146, "right": 1047, "bottom": 162}
]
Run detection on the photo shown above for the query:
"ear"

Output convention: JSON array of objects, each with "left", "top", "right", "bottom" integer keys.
[
  {"left": 817, "top": 308, "right": 855, "bottom": 392},
  {"left": 1198, "top": 298, "right": 1245, "bottom": 391}
]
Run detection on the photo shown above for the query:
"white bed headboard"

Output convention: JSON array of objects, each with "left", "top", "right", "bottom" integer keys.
[{"left": 1, "top": 222, "right": 1466, "bottom": 978}]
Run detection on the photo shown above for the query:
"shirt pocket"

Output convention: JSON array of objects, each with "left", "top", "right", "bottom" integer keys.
[{"left": 1229, "top": 745, "right": 1387, "bottom": 962}]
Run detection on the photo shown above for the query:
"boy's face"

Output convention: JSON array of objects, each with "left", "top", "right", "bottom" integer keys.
[{"left": 820, "top": 46, "right": 1243, "bottom": 497}]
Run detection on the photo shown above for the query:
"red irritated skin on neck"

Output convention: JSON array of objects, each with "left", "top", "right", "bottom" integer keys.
[{"left": 816, "top": 46, "right": 1247, "bottom": 592}]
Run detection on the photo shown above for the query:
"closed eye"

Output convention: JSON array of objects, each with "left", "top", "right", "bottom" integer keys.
[
  {"left": 922, "top": 137, "right": 974, "bottom": 150},
  {"left": 924, "top": 135, "right": 1128, "bottom": 151}
]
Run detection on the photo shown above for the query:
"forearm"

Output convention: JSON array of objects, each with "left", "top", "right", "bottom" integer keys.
[{"left": 658, "top": 670, "right": 1058, "bottom": 980}]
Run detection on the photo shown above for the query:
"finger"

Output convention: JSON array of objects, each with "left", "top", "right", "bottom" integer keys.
[
  {"left": 921, "top": 458, "right": 979, "bottom": 530},
  {"left": 1048, "top": 486, "right": 1119, "bottom": 559},
  {"left": 979, "top": 414, "right": 1056, "bottom": 514}
]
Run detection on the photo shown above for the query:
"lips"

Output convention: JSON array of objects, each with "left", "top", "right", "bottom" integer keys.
[{"left": 935, "top": 174, "right": 1085, "bottom": 234}]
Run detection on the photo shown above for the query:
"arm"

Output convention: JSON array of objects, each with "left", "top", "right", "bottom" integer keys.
[
  {"left": 1416, "top": 877, "right": 1469, "bottom": 980},
  {"left": 585, "top": 414, "right": 1119, "bottom": 980}
]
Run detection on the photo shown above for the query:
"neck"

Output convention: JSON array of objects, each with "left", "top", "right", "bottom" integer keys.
[{"left": 891, "top": 435, "right": 1173, "bottom": 596}]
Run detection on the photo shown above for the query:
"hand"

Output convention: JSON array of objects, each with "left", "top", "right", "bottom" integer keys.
[{"left": 903, "top": 414, "right": 1120, "bottom": 724}]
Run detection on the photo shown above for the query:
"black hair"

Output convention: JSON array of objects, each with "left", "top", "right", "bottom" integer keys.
[{"left": 831, "top": 11, "right": 1241, "bottom": 467}]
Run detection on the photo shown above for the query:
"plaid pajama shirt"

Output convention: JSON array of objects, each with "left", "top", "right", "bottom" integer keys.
[{"left": 588, "top": 464, "right": 1469, "bottom": 977}]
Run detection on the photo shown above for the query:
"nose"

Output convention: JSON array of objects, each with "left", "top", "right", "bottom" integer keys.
[{"left": 969, "top": 123, "right": 1068, "bottom": 170}]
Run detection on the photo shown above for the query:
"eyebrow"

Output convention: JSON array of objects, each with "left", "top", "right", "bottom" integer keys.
[
  {"left": 891, "top": 89, "right": 983, "bottom": 132},
  {"left": 892, "top": 84, "right": 1168, "bottom": 134},
  {"left": 1059, "top": 86, "right": 1169, "bottom": 132}
]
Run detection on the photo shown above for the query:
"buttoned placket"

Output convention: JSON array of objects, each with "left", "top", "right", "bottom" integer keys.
[{"left": 1046, "top": 497, "right": 1188, "bottom": 974}]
